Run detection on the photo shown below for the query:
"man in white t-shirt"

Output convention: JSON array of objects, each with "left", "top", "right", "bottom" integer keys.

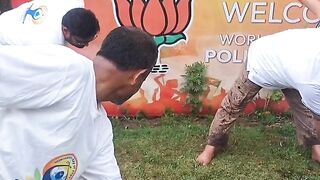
[
  {"left": 0, "top": 0, "right": 100, "bottom": 48},
  {"left": 0, "top": 26, "right": 158, "bottom": 179},
  {"left": 196, "top": 28, "right": 320, "bottom": 166}
]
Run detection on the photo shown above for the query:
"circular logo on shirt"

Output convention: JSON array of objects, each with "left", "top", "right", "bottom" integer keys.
[
  {"left": 23, "top": 4, "right": 48, "bottom": 24},
  {"left": 42, "top": 154, "right": 78, "bottom": 180}
]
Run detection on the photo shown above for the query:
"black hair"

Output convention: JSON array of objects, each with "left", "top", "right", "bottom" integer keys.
[
  {"left": 0, "top": 0, "right": 12, "bottom": 14},
  {"left": 62, "top": 8, "right": 100, "bottom": 39},
  {"left": 97, "top": 26, "right": 158, "bottom": 71}
]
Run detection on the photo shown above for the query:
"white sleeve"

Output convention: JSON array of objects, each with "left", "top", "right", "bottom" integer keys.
[
  {"left": 300, "top": 84, "right": 320, "bottom": 116},
  {"left": 80, "top": 109, "right": 122, "bottom": 180},
  {"left": 0, "top": 45, "right": 88, "bottom": 109},
  {"left": 79, "top": 138, "right": 122, "bottom": 180}
]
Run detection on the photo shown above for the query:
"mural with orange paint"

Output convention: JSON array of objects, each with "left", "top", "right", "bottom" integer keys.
[
  {"left": 0, "top": 0, "right": 29, "bottom": 13},
  {"left": 6, "top": 0, "right": 319, "bottom": 116},
  {"left": 113, "top": 0, "right": 193, "bottom": 73},
  {"left": 11, "top": 0, "right": 30, "bottom": 7}
]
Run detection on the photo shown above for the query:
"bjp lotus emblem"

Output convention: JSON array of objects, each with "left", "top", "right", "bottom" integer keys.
[{"left": 113, "top": 0, "right": 193, "bottom": 73}]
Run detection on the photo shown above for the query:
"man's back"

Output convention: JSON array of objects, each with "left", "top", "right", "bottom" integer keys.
[
  {"left": 0, "top": 0, "right": 84, "bottom": 45},
  {"left": 0, "top": 45, "right": 119, "bottom": 179},
  {"left": 247, "top": 27, "right": 320, "bottom": 115},
  {"left": 247, "top": 28, "right": 320, "bottom": 88}
]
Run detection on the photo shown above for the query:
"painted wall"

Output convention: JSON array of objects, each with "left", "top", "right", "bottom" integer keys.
[{"left": 9, "top": 0, "right": 319, "bottom": 116}]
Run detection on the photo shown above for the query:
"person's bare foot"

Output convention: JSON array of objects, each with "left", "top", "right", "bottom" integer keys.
[
  {"left": 312, "top": 145, "right": 320, "bottom": 163},
  {"left": 196, "top": 145, "right": 216, "bottom": 166}
]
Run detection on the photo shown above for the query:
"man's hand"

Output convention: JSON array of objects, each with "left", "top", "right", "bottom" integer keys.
[
  {"left": 312, "top": 145, "right": 320, "bottom": 163},
  {"left": 196, "top": 145, "right": 216, "bottom": 166}
]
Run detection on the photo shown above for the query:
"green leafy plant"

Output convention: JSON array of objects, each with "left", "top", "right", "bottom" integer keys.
[
  {"left": 270, "top": 90, "right": 284, "bottom": 102},
  {"left": 181, "top": 62, "right": 208, "bottom": 114}
]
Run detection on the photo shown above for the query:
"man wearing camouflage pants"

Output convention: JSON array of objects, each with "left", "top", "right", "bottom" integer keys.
[{"left": 196, "top": 28, "right": 320, "bottom": 166}]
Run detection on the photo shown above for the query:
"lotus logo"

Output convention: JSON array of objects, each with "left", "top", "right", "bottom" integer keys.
[{"left": 113, "top": 0, "right": 193, "bottom": 73}]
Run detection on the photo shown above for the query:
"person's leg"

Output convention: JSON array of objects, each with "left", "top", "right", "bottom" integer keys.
[
  {"left": 312, "top": 112, "right": 320, "bottom": 162},
  {"left": 197, "top": 68, "right": 262, "bottom": 165},
  {"left": 282, "top": 89, "right": 320, "bottom": 162}
]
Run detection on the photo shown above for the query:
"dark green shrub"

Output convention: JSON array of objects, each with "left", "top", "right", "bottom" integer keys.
[{"left": 181, "top": 62, "right": 208, "bottom": 114}]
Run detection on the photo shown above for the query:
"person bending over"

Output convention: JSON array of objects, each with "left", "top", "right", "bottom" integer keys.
[
  {"left": 0, "top": 26, "right": 157, "bottom": 179},
  {"left": 0, "top": 0, "right": 99, "bottom": 48},
  {"left": 197, "top": 28, "right": 320, "bottom": 166}
]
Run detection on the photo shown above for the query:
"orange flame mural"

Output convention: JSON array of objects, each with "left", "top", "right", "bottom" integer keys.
[
  {"left": 113, "top": 0, "right": 193, "bottom": 47},
  {"left": 11, "top": 0, "right": 30, "bottom": 8}
]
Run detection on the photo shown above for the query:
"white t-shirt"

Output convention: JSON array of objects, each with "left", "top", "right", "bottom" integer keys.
[
  {"left": 0, "top": 0, "right": 84, "bottom": 45},
  {"left": 247, "top": 28, "right": 320, "bottom": 116},
  {"left": 0, "top": 45, "right": 121, "bottom": 179}
]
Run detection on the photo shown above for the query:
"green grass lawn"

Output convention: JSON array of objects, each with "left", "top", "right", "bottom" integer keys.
[{"left": 112, "top": 112, "right": 320, "bottom": 180}]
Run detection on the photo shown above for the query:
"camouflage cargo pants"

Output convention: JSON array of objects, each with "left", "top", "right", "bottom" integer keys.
[{"left": 207, "top": 68, "right": 320, "bottom": 147}]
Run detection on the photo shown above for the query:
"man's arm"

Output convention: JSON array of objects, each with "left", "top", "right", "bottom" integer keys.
[
  {"left": 79, "top": 108, "right": 122, "bottom": 180},
  {"left": 197, "top": 68, "right": 262, "bottom": 166},
  {"left": 299, "top": 0, "right": 320, "bottom": 18}
]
